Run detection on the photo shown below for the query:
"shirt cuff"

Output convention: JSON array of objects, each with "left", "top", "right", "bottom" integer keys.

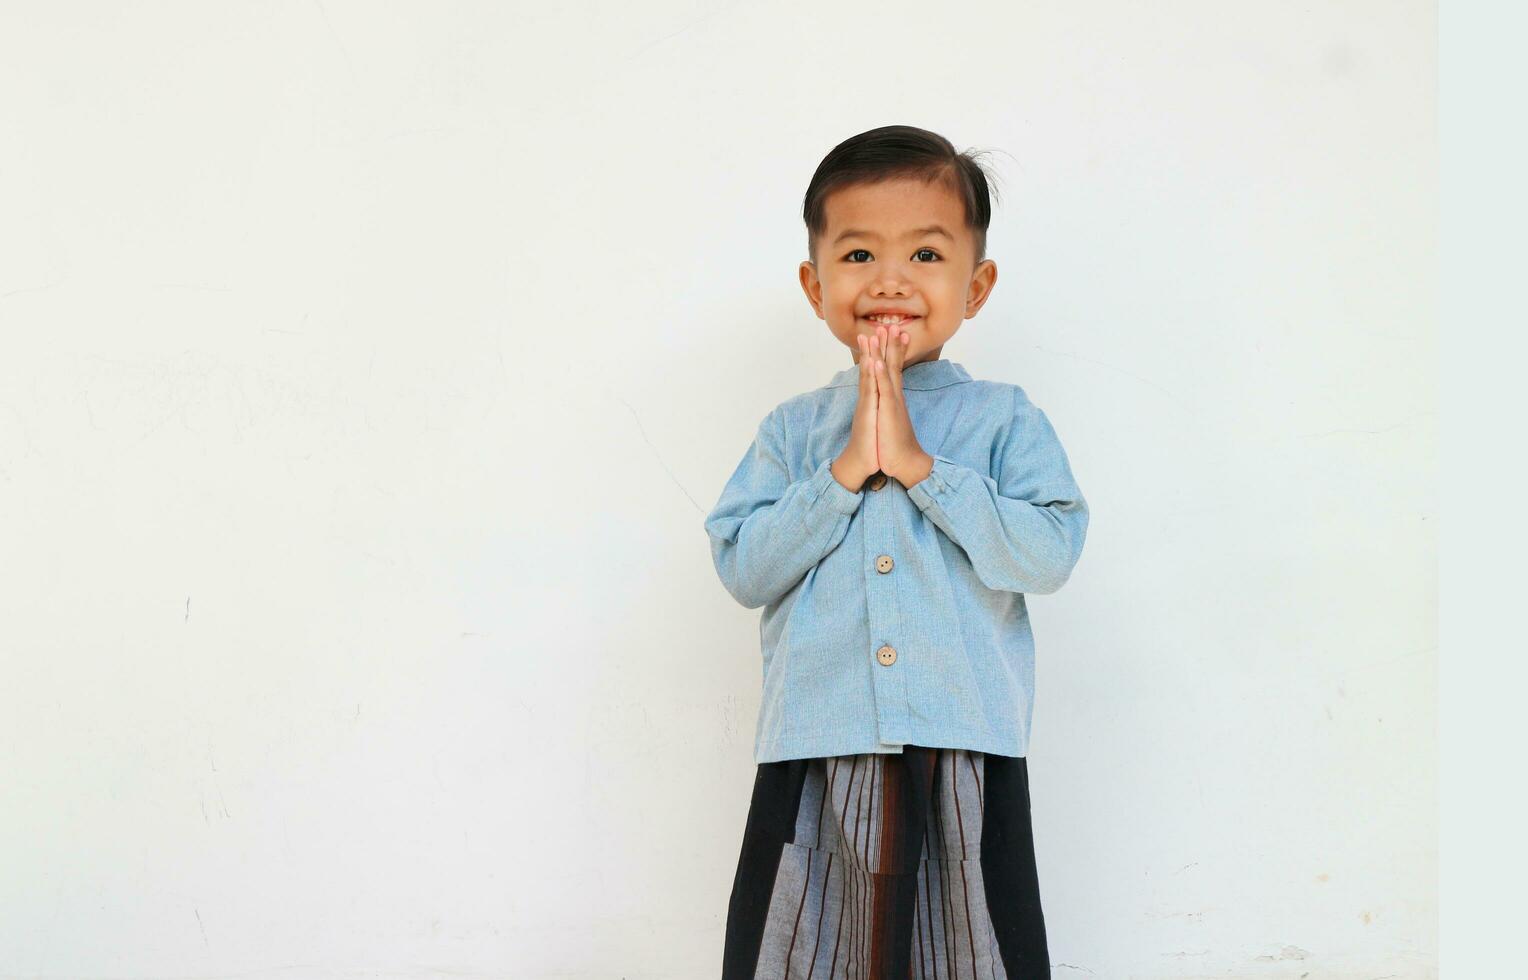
[
  {"left": 812, "top": 456, "right": 866, "bottom": 515},
  {"left": 904, "top": 454, "right": 961, "bottom": 512}
]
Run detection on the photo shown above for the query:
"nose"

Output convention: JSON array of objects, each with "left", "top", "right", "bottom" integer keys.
[{"left": 870, "top": 257, "right": 916, "bottom": 295}]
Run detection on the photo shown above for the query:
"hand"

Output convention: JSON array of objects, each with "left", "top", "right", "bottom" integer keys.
[
  {"left": 870, "top": 324, "right": 934, "bottom": 487},
  {"left": 830, "top": 335, "right": 881, "bottom": 491}
]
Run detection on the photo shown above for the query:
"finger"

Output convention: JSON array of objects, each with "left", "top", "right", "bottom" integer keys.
[
  {"left": 878, "top": 336, "right": 902, "bottom": 400},
  {"left": 875, "top": 357, "right": 897, "bottom": 429}
]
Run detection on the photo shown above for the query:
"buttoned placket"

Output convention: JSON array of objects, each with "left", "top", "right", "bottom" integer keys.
[{"left": 861, "top": 468, "right": 910, "bottom": 746}]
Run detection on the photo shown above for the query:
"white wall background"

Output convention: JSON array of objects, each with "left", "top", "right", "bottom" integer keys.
[{"left": 0, "top": 2, "right": 1435, "bottom": 978}]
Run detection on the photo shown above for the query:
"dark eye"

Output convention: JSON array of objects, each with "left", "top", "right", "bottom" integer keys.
[{"left": 843, "top": 247, "right": 942, "bottom": 263}]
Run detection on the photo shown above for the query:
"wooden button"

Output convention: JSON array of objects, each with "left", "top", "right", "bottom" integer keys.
[
  {"left": 876, "top": 555, "right": 894, "bottom": 573},
  {"left": 876, "top": 645, "right": 897, "bottom": 666},
  {"left": 868, "top": 473, "right": 888, "bottom": 491}
]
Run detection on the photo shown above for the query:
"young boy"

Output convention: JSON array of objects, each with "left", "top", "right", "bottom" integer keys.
[{"left": 704, "top": 125, "right": 1089, "bottom": 980}]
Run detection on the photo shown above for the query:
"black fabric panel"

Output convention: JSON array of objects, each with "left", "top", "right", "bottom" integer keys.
[{"left": 980, "top": 754, "right": 1051, "bottom": 977}]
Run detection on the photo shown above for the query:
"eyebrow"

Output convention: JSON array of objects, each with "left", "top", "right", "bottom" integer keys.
[{"left": 831, "top": 225, "right": 955, "bottom": 246}]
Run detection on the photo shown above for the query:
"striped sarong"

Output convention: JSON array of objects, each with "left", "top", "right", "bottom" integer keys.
[{"left": 721, "top": 745, "right": 1050, "bottom": 979}]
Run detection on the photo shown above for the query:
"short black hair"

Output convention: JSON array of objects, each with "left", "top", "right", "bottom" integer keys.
[{"left": 802, "top": 125, "right": 999, "bottom": 267}]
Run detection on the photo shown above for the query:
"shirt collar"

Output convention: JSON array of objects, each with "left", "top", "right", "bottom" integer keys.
[{"left": 827, "top": 358, "right": 973, "bottom": 390}]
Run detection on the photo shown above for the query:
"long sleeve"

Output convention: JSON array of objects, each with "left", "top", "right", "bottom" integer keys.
[
  {"left": 703, "top": 407, "right": 865, "bottom": 609},
  {"left": 904, "top": 387, "right": 1089, "bottom": 595}
]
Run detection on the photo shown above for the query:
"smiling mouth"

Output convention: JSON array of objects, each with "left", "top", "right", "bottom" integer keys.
[{"left": 862, "top": 315, "right": 921, "bottom": 326}]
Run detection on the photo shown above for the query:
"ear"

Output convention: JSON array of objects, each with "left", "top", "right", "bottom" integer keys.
[
  {"left": 964, "top": 259, "right": 998, "bottom": 317},
  {"left": 798, "top": 260, "right": 826, "bottom": 319}
]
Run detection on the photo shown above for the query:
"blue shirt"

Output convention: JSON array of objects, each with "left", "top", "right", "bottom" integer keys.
[{"left": 703, "top": 358, "right": 1090, "bottom": 764}]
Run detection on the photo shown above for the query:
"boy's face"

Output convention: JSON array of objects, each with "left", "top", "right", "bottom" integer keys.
[{"left": 799, "top": 176, "right": 997, "bottom": 368}]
